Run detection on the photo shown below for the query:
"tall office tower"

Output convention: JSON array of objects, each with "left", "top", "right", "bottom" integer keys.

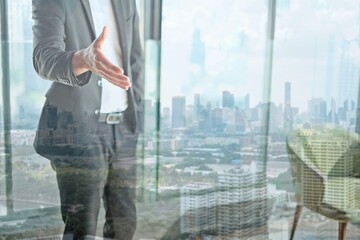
[
  {"left": 186, "top": 105, "right": 194, "bottom": 125},
  {"left": 211, "top": 107, "right": 223, "bottom": 130},
  {"left": 163, "top": 107, "right": 170, "bottom": 119},
  {"left": 259, "top": 102, "right": 279, "bottom": 134},
  {"left": 351, "top": 100, "right": 356, "bottom": 112},
  {"left": 235, "top": 108, "right": 247, "bottom": 132},
  {"left": 161, "top": 107, "right": 171, "bottom": 128},
  {"left": 308, "top": 98, "right": 327, "bottom": 125},
  {"left": 284, "top": 82, "right": 291, "bottom": 110},
  {"left": 194, "top": 94, "right": 201, "bottom": 121},
  {"left": 328, "top": 97, "right": 337, "bottom": 124},
  {"left": 180, "top": 183, "right": 217, "bottom": 236},
  {"left": 244, "top": 94, "right": 250, "bottom": 110},
  {"left": 283, "top": 82, "right": 293, "bottom": 131},
  {"left": 143, "top": 99, "right": 155, "bottom": 131},
  {"left": 222, "top": 91, "right": 235, "bottom": 109},
  {"left": 289, "top": 130, "right": 355, "bottom": 212},
  {"left": 190, "top": 27, "right": 205, "bottom": 71},
  {"left": 172, "top": 96, "right": 186, "bottom": 128},
  {"left": 252, "top": 171, "right": 268, "bottom": 239},
  {"left": 218, "top": 168, "right": 268, "bottom": 239}
]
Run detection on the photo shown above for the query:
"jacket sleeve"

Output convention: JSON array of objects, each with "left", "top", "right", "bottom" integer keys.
[{"left": 32, "top": 0, "right": 91, "bottom": 87}]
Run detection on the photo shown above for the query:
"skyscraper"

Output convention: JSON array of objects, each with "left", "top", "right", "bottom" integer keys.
[
  {"left": 172, "top": 96, "right": 186, "bottom": 128},
  {"left": 244, "top": 94, "right": 250, "bottom": 110},
  {"left": 190, "top": 27, "right": 205, "bottom": 71},
  {"left": 218, "top": 167, "right": 268, "bottom": 239},
  {"left": 211, "top": 107, "right": 223, "bottom": 130},
  {"left": 222, "top": 91, "right": 235, "bottom": 109},
  {"left": 308, "top": 98, "right": 327, "bottom": 125},
  {"left": 180, "top": 183, "right": 217, "bottom": 236},
  {"left": 284, "top": 82, "right": 293, "bottom": 131},
  {"left": 194, "top": 93, "right": 201, "bottom": 121}
]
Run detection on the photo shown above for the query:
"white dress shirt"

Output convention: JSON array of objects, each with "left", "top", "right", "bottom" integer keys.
[{"left": 89, "top": 0, "right": 128, "bottom": 113}]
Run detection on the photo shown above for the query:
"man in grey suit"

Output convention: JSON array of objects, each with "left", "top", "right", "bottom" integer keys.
[{"left": 32, "top": 0, "right": 144, "bottom": 239}]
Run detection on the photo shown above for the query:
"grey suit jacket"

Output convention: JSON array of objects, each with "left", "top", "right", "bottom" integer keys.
[{"left": 32, "top": 0, "right": 144, "bottom": 157}]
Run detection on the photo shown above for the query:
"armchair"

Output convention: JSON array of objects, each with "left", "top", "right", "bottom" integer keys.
[{"left": 287, "top": 129, "right": 360, "bottom": 240}]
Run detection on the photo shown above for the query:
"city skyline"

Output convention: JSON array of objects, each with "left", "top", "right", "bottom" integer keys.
[
  {"left": 161, "top": 0, "right": 359, "bottom": 112},
  {"left": 145, "top": 83, "right": 359, "bottom": 135}
]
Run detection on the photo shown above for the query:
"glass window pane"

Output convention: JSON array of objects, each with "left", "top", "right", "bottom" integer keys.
[
  {"left": 270, "top": 0, "right": 359, "bottom": 238},
  {"left": 139, "top": 1, "right": 271, "bottom": 239},
  {"left": 8, "top": 0, "right": 58, "bottom": 212}
]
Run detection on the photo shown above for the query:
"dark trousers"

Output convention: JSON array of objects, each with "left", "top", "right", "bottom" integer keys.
[{"left": 51, "top": 123, "right": 138, "bottom": 240}]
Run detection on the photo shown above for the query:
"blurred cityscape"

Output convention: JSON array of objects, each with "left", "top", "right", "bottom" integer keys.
[
  {"left": 3, "top": 81, "right": 360, "bottom": 239},
  {"left": 1, "top": 0, "right": 360, "bottom": 239}
]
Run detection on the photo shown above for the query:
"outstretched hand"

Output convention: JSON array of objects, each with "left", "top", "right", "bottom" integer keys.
[{"left": 72, "top": 26, "right": 131, "bottom": 90}]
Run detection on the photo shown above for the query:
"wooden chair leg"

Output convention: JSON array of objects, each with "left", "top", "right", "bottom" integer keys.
[
  {"left": 339, "top": 222, "right": 347, "bottom": 240},
  {"left": 290, "top": 205, "right": 303, "bottom": 240}
]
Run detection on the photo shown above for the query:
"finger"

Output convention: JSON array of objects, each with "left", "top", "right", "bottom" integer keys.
[
  {"left": 96, "top": 60, "right": 130, "bottom": 85},
  {"left": 96, "top": 53, "right": 124, "bottom": 74},
  {"left": 98, "top": 69, "right": 131, "bottom": 89},
  {"left": 100, "top": 70, "right": 131, "bottom": 88},
  {"left": 95, "top": 26, "right": 108, "bottom": 48},
  {"left": 101, "top": 73, "right": 130, "bottom": 90}
]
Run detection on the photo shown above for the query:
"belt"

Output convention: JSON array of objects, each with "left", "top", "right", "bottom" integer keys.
[{"left": 98, "top": 112, "right": 124, "bottom": 124}]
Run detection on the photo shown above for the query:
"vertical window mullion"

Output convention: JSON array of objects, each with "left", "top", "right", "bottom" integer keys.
[
  {"left": 261, "top": 0, "right": 277, "bottom": 172},
  {"left": 144, "top": 0, "right": 162, "bottom": 200},
  {"left": 0, "top": 0, "right": 14, "bottom": 216}
]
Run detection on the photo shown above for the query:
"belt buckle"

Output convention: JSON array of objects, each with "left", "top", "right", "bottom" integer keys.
[{"left": 106, "top": 113, "right": 122, "bottom": 124}]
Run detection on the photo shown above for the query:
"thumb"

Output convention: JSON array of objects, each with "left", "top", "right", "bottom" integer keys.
[{"left": 95, "top": 26, "right": 108, "bottom": 48}]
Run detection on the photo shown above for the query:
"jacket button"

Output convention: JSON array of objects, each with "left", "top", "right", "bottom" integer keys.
[
  {"left": 97, "top": 80, "right": 102, "bottom": 87},
  {"left": 94, "top": 109, "right": 100, "bottom": 115}
]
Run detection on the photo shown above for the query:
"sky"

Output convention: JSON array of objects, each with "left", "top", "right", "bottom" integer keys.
[
  {"left": 158, "top": 0, "right": 359, "bottom": 112},
  {"left": 3, "top": 0, "right": 359, "bottom": 117}
]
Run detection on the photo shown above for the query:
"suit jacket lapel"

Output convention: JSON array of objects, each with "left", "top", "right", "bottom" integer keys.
[
  {"left": 80, "top": 0, "right": 96, "bottom": 40},
  {"left": 110, "top": 0, "right": 129, "bottom": 72}
]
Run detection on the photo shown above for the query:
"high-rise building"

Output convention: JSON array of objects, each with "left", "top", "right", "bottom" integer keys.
[
  {"left": 194, "top": 94, "right": 201, "bottom": 121},
  {"left": 218, "top": 167, "right": 268, "bottom": 239},
  {"left": 284, "top": 82, "right": 291, "bottom": 106},
  {"left": 143, "top": 99, "right": 155, "bottom": 131},
  {"left": 284, "top": 82, "right": 293, "bottom": 131},
  {"left": 199, "top": 102, "right": 212, "bottom": 132},
  {"left": 186, "top": 105, "right": 194, "bottom": 125},
  {"left": 235, "top": 108, "right": 247, "bottom": 132},
  {"left": 190, "top": 27, "right": 205, "bottom": 71},
  {"left": 161, "top": 107, "right": 171, "bottom": 128},
  {"left": 211, "top": 107, "right": 223, "bottom": 130},
  {"left": 180, "top": 183, "right": 217, "bottom": 236},
  {"left": 162, "top": 107, "right": 170, "bottom": 119},
  {"left": 259, "top": 102, "right": 280, "bottom": 134},
  {"left": 308, "top": 98, "right": 327, "bottom": 125},
  {"left": 172, "top": 96, "right": 186, "bottom": 128},
  {"left": 222, "top": 91, "right": 235, "bottom": 109},
  {"left": 328, "top": 97, "right": 337, "bottom": 124},
  {"left": 244, "top": 94, "right": 250, "bottom": 110}
]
